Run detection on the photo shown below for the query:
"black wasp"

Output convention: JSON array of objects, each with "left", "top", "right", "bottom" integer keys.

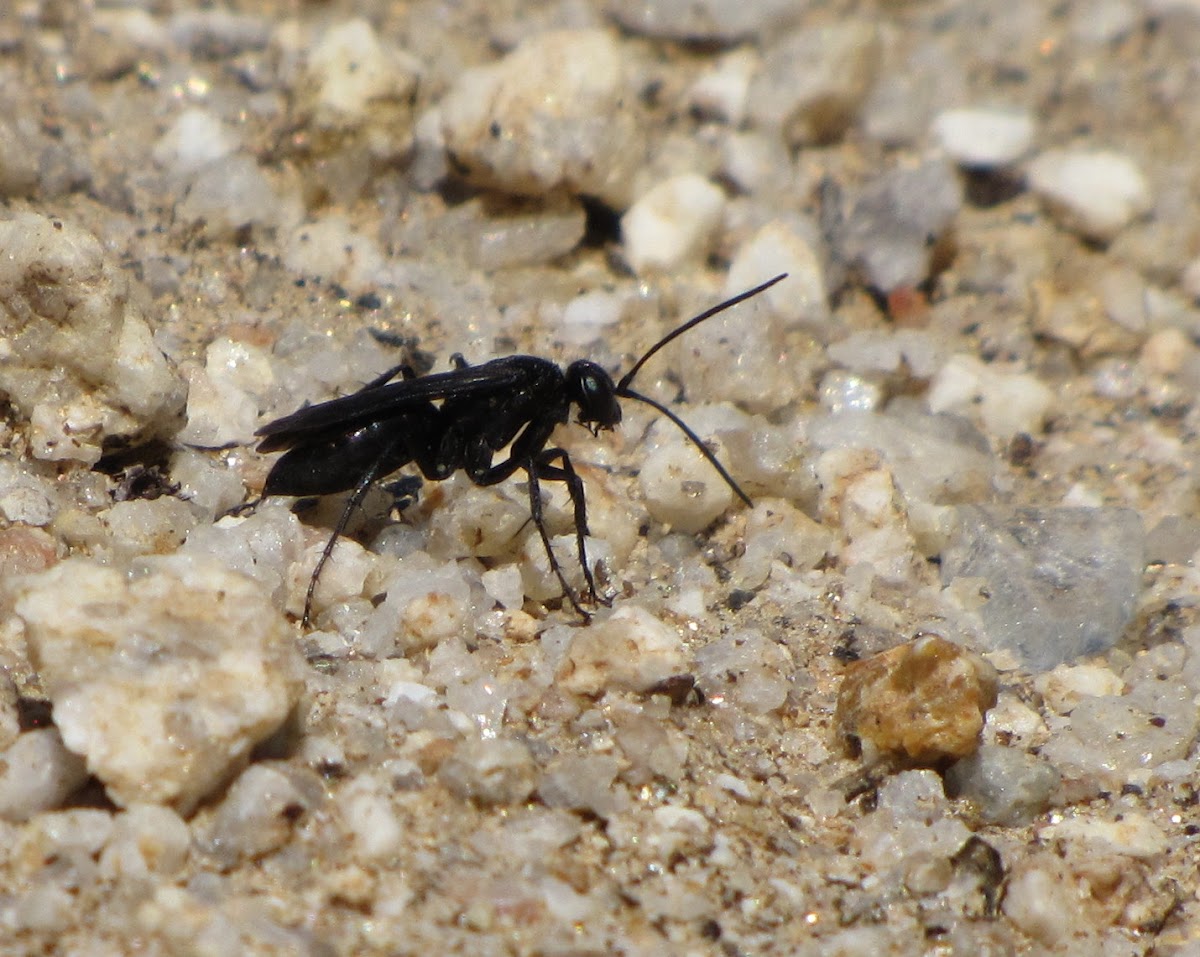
[{"left": 256, "top": 273, "right": 787, "bottom": 625}]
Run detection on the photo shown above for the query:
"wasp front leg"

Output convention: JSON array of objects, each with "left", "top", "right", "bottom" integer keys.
[{"left": 532, "top": 447, "right": 606, "bottom": 608}]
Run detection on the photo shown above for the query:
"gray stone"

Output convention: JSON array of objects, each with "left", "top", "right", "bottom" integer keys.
[{"left": 942, "top": 506, "right": 1145, "bottom": 671}]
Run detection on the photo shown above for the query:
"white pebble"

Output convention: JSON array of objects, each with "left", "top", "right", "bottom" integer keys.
[
  {"left": 932, "top": 107, "right": 1035, "bottom": 168},
  {"left": 439, "top": 29, "right": 643, "bottom": 208},
  {"left": 727, "top": 221, "right": 827, "bottom": 327},
  {"left": 361, "top": 553, "right": 472, "bottom": 655},
  {"left": 1027, "top": 149, "right": 1152, "bottom": 242},
  {"left": 283, "top": 215, "right": 385, "bottom": 294},
  {"left": 178, "top": 154, "right": 287, "bottom": 239},
  {"left": 557, "top": 605, "right": 687, "bottom": 695},
  {"left": 719, "top": 131, "right": 792, "bottom": 196},
  {"left": 340, "top": 778, "right": 405, "bottom": 860},
  {"left": 201, "top": 764, "right": 322, "bottom": 866},
  {"left": 1040, "top": 812, "right": 1167, "bottom": 858},
  {"left": 0, "top": 674, "right": 16, "bottom": 752},
  {"left": 639, "top": 438, "right": 734, "bottom": 534},
  {"left": 928, "top": 354, "right": 1053, "bottom": 439},
  {"left": 560, "top": 289, "right": 627, "bottom": 346},
  {"left": 481, "top": 565, "right": 524, "bottom": 610},
  {"left": 303, "top": 19, "right": 419, "bottom": 128},
  {"left": 621, "top": 174, "right": 726, "bottom": 275},
  {"left": 696, "top": 629, "right": 793, "bottom": 713},
  {"left": 686, "top": 49, "right": 758, "bottom": 125},
  {"left": 607, "top": 0, "right": 799, "bottom": 42},
  {"left": 153, "top": 108, "right": 239, "bottom": 175},
  {"left": 13, "top": 556, "right": 305, "bottom": 812},
  {"left": 1034, "top": 662, "right": 1126, "bottom": 714},
  {"left": 439, "top": 738, "right": 536, "bottom": 806},
  {"left": 0, "top": 213, "right": 183, "bottom": 464},
  {"left": 99, "top": 804, "right": 191, "bottom": 883},
  {"left": 0, "top": 482, "right": 56, "bottom": 526}
]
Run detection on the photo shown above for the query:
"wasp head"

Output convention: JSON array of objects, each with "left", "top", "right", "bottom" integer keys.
[{"left": 566, "top": 360, "right": 622, "bottom": 435}]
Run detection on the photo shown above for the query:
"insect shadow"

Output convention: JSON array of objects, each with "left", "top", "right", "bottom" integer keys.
[{"left": 255, "top": 273, "right": 788, "bottom": 626}]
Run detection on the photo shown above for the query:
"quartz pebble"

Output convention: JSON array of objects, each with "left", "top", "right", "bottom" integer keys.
[
  {"left": 0, "top": 674, "right": 17, "bottom": 751},
  {"left": 0, "top": 729, "right": 89, "bottom": 822},
  {"left": 557, "top": 605, "right": 687, "bottom": 696},
  {"left": 0, "top": 116, "right": 43, "bottom": 197},
  {"left": 749, "top": 21, "right": 882, "bottom": 146},
  {"left": 537, "top": 753, "right": 622, "bottom": 817},
  {"left": 1033, "top": 661, "right": 1126, "bottom": 714},
  {"left": 926, "top": 354, "right": 1054, "bottom": 439},
  {"left": 695, "top": 629, "right": 793, "bottom": 714},
  {"left": 814, "top": 447, "right": 919, "bottom": 584},
  {"left": 13, "top": 556, "right": 305, "bottom": 812},
  {"left": 1027, "top": 149, "right": 1152, "bottom": 242},
  {"left": 944, "top": 743, "right": 1060, "bottom": 825},
  {"left": 621, "top": 174, "right": 726, "bottom": 275},
  {"left": 299, "top": 18, "right": 419, "bottom": 144},
  {"left": 686, "top": 49, "right": 758, "bottom": 125},
  {"left": 439, "top": 29, "right": 643, "bottom": 208},
  {"left": 99, "top": 804, "right": 191, "bottom": 884},
  {"left": 1037, "top": 675, "right": 1200, "bottom": 795},
  {"left": 941, "top": 506, "right": 1144, "bottom": 672},
  {"left": 835, "top": 635, "right": 999, "bottom": 765},
  {"left": 176, "top": 154, "right": 286, "bottom": 238},
  {"left": 932, "top": 107, "right": 1035, "bottom": 169},
  {"left": 726, "top": 220, "right": 828, "bottom": 327},
  {"left": 0, "top": 213, "right": 183, "bottom": 464},
  {"left": 638, "top": 432, "right": 735, "bottom": 533},
  {"left": 199, "top": 763, "right": 324, "bottom": 866},
  {"left": 1041, "top": 812, "right": 1168, "bottom": 859},
  {"left": 439, "top": 737, "right": 537, "bottom": 806},
  {"left": 840, "top": 160, "right": 963, "bottom": 293},
  {"left": 152, "top": 108, "right": 238, "bottom": 175}
]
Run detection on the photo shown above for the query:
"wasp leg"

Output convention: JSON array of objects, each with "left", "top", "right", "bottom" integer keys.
[
  {"left": 303, "top": 438, "right": 402, "bottom": 627},
  {"left": 454, "top": 420, "right": 594, "bottom": 621},
  {"left": 359, "top": 362, "right": 417, "bottom": 392},
  {"left": 533, "top": 448, "right": 606, "bottom": 607},
  {"left": 525, "top": 461, "right": 591, "bottom": 621}
]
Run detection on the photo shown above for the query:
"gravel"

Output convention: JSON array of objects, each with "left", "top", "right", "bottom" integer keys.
[{"left": 2, "top": 1, "right": 1200, "bottom": 954}]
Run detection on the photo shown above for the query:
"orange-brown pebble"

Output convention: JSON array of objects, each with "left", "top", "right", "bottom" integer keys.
[
  {"left": 835, "top": 634, "right": 999, "bottom": 765},
  {"left": 0, "top": 525, "right": 59, "bottom": 578}
]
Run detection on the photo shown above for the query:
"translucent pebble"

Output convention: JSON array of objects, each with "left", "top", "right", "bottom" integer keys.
[
  {"left": 607, "top": 0, "right": 800, "bottom": 42},
  {"left": 944, "top": 744, "right": 1060, "bottom": 825},
  {"left": 686, "top": 49, "right": 758, "bottom": 124},
  {"left": 749, "top": 21, "right": 882, "bottom": 146},
  {"left": 0, "top": 729, "right": 88, "bottom": 822},
  {"left": 200, "top": 763, "right": 324, "bottom": 867},
  {"left": 942, "top": 506, "right": 1144, "bottom": 671},
  {"left": 153, "top": 108, "right": 238, "bottom": 175},
  {"left": 439, "top": 737, "right": 536, "bottom": 806}
]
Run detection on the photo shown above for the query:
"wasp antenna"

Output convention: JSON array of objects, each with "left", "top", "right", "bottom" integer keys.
[
  {"left": 617, "top": 386, "right": 753, "bottom": 507},
  {"left": 616, "top": 273, "right": 788, "bottom": 392}
]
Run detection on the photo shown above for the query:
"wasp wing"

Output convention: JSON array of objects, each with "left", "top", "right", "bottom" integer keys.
[{"left": 256, "top": 361, "right": 529, "bottom": 452}]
